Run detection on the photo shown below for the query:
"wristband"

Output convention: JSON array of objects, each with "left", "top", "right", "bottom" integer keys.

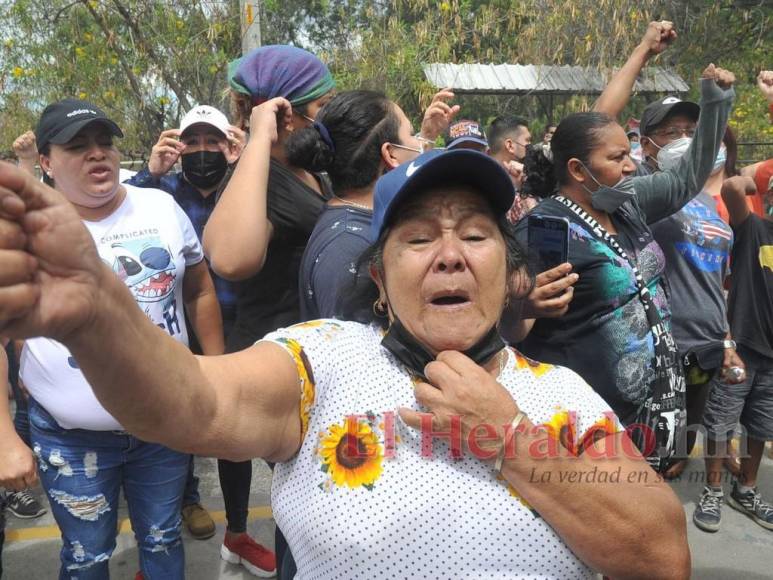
[
  {"left": 723, "top": 339, "right": 737, "bottom": 349},
  {"left": 414, "top": 133, "right": 435, "bottom": 152},
  {"left": 494, "top": 411, "right": 526, "bottom": 473}
]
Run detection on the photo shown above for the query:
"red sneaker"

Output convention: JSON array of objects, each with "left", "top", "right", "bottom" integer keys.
[
  {"left": 135, "top": 573, "right": 144, "bottom": 580},
  {"left": 221, "top": 533, "right": 277, "bottom": 577}
]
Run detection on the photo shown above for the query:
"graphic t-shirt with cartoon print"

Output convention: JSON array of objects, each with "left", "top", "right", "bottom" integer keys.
[
  {"left": 263, "top": 320, "right": 620, "bottom": 579},
  {"left": 21, "top": 184, "right": 203, "bottom": 430}
]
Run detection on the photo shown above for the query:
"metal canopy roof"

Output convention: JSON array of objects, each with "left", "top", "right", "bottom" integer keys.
[{"left": 423, "top": 63, "right": 689, "bottom": 95}]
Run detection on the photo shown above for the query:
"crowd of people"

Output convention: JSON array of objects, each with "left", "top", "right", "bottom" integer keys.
[{"left": 0, "top": 19, "right": 771, "bottom": 580}]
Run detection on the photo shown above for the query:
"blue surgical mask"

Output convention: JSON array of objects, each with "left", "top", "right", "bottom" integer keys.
[
  {"left": 711, "top": 145, "right": 727, "bottom": 175},
  {"left": 579, "top": 161, "right": 637, "bottom": 213},
  {"left": 654, "top": 137, "right": 692, "bottom": 171},
  {"left": 630, "top": 141, "right": 643, "bottom": 162}
]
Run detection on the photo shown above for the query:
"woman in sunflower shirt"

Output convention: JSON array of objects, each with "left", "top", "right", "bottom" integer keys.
[{"left": 0, "top": 103, "right": 689, "bottom": 578}]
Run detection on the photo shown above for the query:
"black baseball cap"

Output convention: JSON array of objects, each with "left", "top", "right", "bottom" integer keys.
[
  {"left": 370, "top": 149, "right": 514, "bottom": 242},
  {"left": 35, "top": 99, "right": 123, "bottom": 151},
  {"left": 639, "top": 96, "right": 700, "bottom": 136}
]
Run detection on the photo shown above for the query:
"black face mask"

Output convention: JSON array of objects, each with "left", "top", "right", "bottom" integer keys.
[
  {"left": 381, "top": 317, "right": 505, "bottom": 379},
  {"left": 181, "top": 150, "right": 228, "bottom": 190}
]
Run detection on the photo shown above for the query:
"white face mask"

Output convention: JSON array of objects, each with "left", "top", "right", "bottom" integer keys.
[
  {"left": 711, "top": 145, "right": 727, "bottom": 175},
  {"left": 654, "top": 137, "right": 692, "bottom": 171}
]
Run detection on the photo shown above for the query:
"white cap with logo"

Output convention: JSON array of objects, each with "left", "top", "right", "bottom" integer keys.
[{"left": 179, "top": 105, "right": 230, "bottom": 137}]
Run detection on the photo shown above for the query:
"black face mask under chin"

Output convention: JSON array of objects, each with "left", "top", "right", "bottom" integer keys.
[
  {"left": 381, "top": 317, "right": 505, "bottom": 379},
  {"left": 181, "top": 150, "right": 228, "bottom": 190}
]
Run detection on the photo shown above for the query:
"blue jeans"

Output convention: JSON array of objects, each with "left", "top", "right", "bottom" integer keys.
[
  {"left": 5, "top": 341, "right": 29, "bottom": 446},
  {"left": 29, "top": 400, "right": 187, "bottom": 579},
  {"left": 184, "top": 455, "right": 200, "bottom": 507}
]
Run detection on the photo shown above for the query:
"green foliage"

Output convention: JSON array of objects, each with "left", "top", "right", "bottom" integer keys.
[
  {"left": 1, "top": 0, "right": 771, "bottom": 160},
  {"left": 1, "top": 0, "right": 240, "bottom": 155},
  {"left": 664, "top": 0, "right": 772, "bottom": 157},
  {"left": 325, "top": 0, "right": 771, "bottom": 148}
]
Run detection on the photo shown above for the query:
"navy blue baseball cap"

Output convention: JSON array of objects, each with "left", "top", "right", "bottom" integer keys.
[
  {"left": 446, "top": 119, "right": 488, "bottom": 150},
  {"left": 370, "top": 148, "right": 515, "bottom": 242}
]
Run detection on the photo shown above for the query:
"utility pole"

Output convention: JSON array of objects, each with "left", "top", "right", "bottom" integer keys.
[{"left": 240, "top": 0, "right": 262, "bottom": 55}]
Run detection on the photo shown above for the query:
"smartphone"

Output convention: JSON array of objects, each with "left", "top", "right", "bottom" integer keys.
[{"left": 527, "top": 215, "right": 570, "bottom": 272}]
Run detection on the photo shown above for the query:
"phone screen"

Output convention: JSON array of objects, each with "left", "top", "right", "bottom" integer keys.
[{"left": 527, "top": 215, "right": 569, "bottom": 272}]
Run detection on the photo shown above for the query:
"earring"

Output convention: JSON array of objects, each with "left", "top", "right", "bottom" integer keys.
[{"left": 372, "top": 299, "right": 387, "bottom": 318}]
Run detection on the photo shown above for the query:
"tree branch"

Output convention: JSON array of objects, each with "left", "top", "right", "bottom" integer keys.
[
  {"left": 110, "top": 0, "right": 192, "bottom": 111},
  {"left": 53, "top": 0, "right": 82, "bottom": 23},
  {"left": 80, "top": 0, "right": 144, "bottom": 104}
]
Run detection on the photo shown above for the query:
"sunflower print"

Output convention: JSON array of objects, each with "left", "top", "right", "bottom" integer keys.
[
  {"left": 538, "top": 410, "right": 620, "bottom": 456},
  {"left": 276, "top": 337, "right": 316, "bottom": 440},
  {"left": 291, "top": 320, "right": 344, "bottom": 340},
  {"left": 513, "top": 351, "right": 552, "bottom": 378},
  {"left": 318, "top": 415, "right": 384, "bottom": 490},
  {"left": 577, "top": 414, "right": 619, "bottom": 455},
  {"left": 292, "top": 320, "right": 329, "bottom": 329},
  {"left": 541, "top": 409, "right": 578, "bottom": 454}
]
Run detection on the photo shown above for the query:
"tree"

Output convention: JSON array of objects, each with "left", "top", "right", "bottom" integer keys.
[
  {"left": 1, "top": 0, "right": 240, "bottom": 155},
  {"left": 2, "top": 0, "right": 770, "bottom": 161},
  {"left": 322, "top": 0, "right": 771, "bottom": 151}
]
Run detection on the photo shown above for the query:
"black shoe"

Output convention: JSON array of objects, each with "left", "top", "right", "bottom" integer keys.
[
  {"left": 6, "top": 490, "right": 47, "bottom": 519},
  {"left": 727, "top": 482, "right": 773, "bottom": 530},
  {"left": 693, "top": 486, "right": 723, "bottom": 532}
]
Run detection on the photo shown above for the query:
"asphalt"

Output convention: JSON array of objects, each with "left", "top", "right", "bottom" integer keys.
[{"left": 3, "top": 445, "right": 773, "bottom": 579}]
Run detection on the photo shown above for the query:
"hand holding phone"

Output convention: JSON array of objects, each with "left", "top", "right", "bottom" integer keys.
[
  {"left": 521, "top": 263, "right": 579, "bottom": 319},
  {"left": 527, "top": 215, "right": 569, "bottom": 272}
]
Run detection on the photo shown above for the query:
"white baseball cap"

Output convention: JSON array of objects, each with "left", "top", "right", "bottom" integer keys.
[{"left": 179, "top": 105, "right": 230, "bottom": 137}]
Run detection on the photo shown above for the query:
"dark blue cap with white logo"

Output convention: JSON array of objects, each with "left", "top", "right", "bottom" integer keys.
[{"left": 370, "top": 148, "right": 515, "bottom": 242}]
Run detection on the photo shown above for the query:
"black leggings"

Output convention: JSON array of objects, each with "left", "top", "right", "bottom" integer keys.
[
  {"left": 217, "top": 459, "right": 252, "bottom": 533},
  {"left": 218, "top": 459, "right": 292, "bottom": 577}
]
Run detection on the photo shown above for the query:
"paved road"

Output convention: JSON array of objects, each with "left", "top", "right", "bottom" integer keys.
[{"left": 4, "top": 446, "right": 773, "bottom": 578}]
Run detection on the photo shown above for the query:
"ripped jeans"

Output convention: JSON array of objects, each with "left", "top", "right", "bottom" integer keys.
[{"left": 28, "top": 399, "right": 187, "bottom": 579}]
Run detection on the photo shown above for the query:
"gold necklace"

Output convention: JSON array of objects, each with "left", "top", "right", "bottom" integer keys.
[{"left": 331, "top": 194, "right": 372, "bottom": 211}]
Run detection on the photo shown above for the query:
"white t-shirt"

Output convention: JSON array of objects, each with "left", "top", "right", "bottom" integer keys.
[
  {"left": 264, "top": 320, "right": 621, "bottom": 579},
  {"left": 21, "top": 184, "right": 203, "bottom": 431}
]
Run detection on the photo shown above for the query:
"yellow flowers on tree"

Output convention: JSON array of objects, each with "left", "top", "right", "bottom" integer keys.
[
  {"left": 1, "top": 0, "right": 240, "bottom": 154},
  {"left": 1, "top": 0, "right": 770, "bottom": 158}
]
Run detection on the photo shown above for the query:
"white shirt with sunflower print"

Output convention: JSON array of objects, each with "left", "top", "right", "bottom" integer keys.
[{"left": 263, "top": 319, "right": 620, "bottom": 579}]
